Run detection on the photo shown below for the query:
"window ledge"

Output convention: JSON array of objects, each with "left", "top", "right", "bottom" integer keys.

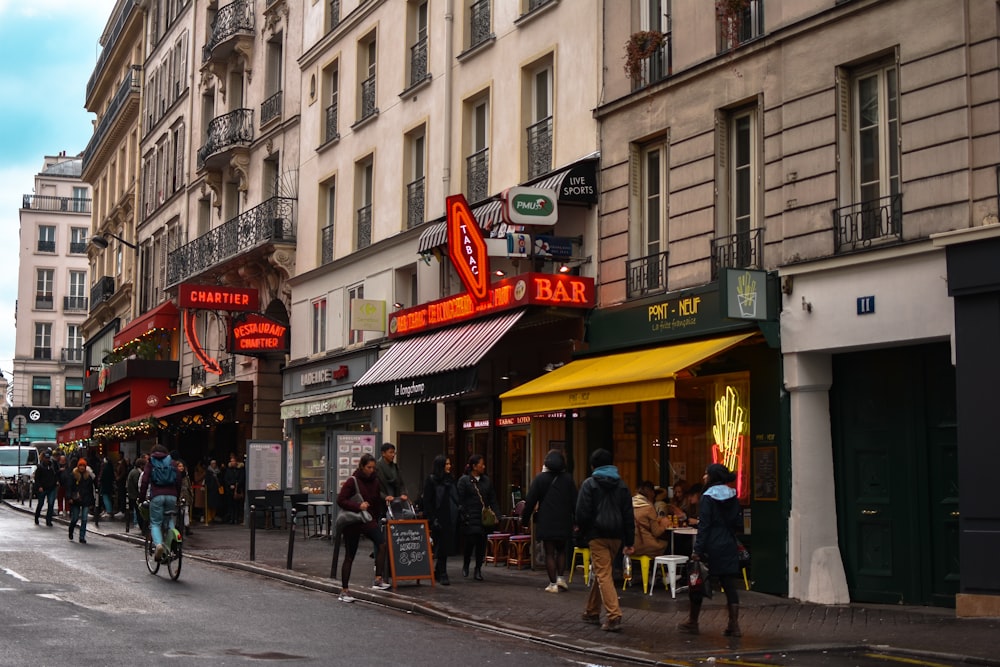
[
  {"left": 350, "top": 110, "right": 380, "bottom": 131},
  {"left": 399, "top": 74, "right": 432, "bottom": 100},
  {"left": 514, "top": 0, "right": 559, "bottom": 27},
  {"left": 316, "top": 133, "right": 341, "bottom": 155},
  {"left": 457, "top": 35, "right": 496, "bottom": 62}
]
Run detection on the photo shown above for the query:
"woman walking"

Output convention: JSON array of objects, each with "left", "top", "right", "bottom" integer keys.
[
  {"left": 421, "top": 455, "right": 460, "bottom": 585},
  {"left": 456, "top": 454, "right": 500, "bottom": 581},
  {"left": 521, "top": 450, "right": 577, "bottom": 592},
  {"left": 336, "top": 453, "right": 388, "bottom": 602}
]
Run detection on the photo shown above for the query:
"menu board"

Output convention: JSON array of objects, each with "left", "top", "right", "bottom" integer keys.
[
  {"left": 386, "top": 519, "right": 434, "bottom": 587},
  {"left": 753, "top": 446, "right": 777, "bottom": 501},
  {"left": 335, "top": 434, "right": 377, "bottom": 491},
  {"left": 247, "top": 440, "right": 283, "bottom": 491}
]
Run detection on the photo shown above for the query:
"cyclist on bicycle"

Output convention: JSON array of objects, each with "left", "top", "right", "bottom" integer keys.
[{"left": 140, "top": 444, "right": 181, "bottom": 562}]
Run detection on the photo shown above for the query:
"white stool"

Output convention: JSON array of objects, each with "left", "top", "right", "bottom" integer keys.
[{"left": 651, "top": 555, "right": 689, "bottom": 598}]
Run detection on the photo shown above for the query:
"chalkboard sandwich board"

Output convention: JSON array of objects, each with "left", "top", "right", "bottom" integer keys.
[{"left": 386, "top": 519, "right": 435, "bottom": 588}]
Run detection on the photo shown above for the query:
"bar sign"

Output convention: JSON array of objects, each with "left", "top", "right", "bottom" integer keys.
[{"left": 857, "top": 295, "right": 875, "bottom": 315}]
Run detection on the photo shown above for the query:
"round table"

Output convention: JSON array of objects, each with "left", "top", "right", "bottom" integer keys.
[{"left": 304, "top": 501, "right": 334, "bottom": 538}]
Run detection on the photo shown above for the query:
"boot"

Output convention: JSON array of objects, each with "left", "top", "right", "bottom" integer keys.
[
  {"left": 473, "top": 566, "right": 484, "bottom": 581},
  {"left": 677, "top": 596, "right": 702, "bottom": 634},
  {"left": 724, "top": 604, "right": 742, "bottom": 637}
]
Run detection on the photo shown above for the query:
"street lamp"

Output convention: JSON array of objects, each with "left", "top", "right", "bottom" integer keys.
[{"left": 90, "top": 232, "right": 138, "bottom": 251}]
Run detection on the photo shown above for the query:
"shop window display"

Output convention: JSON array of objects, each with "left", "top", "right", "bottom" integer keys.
[{"left": 299, "top": 426, "right": 326, "bottom": 495}]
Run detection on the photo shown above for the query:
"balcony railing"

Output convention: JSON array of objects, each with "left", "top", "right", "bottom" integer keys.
[
  {"left": 261, "top": 90, "right": 282, "bottom": 126},
  {"left": 356, "top": 204, "right": 372, "bottom": 250},
  {"left": 197, "top": 108, "right": 254, "bottom": 170},
  {"left": 410, "top": 37, "right": 428, "bottom": 86},
  {"left": 191, "top": 365, "right": 206, "bottom": 386},
  {"left": 37, "top": 240, "right": 55, "bottom": 253},
  {"left": 61, "top": 347, "right": 84, "bottom": 364},
  {"left": 527, "top": 116, "right": 552, "bottom": 179},
  {"left": 470, "top": 0, "right": 491, "bottom": 48},
  {"left": 33, "top": 347, "right": 52, "bottom": 361},
  {"left": 35, "top": 294, "right": 54, "bottom": 310},
  {"left": 325, "top": 102, "right": 339, "bottom": 143},
  {"left": 631, "top": 40, "right": 671, "bottom": 90},
  {"left": 328, "top": 0, "right": 341, "bottom": 32},
  {"left": 711, "top": 227, "right": 763, "bottom": 280},
  {"left": 359, "top": 75, "right": 377, "bottom": 121},
  {"left": 22, "top": 195, "right": 92, "bottom": 214},
  {"left": 833, "top": 194, "right": 902, "bottom": 254},
  {"left": 86, "top": 0, "right": 136, "bottom": 100},
  {"left": 166, "top": 197, "right": 296, "bottom": 287},
  {"left": 407, "top": 177, "right": 426, "bottom": 229},
  {"left": 321, "top": 224, "right": 334, "bottom": 265},
  {"left": 528, "top": 0, "right": 552, "bottom": 10},
  {"left": 90, "top": 276, "right": 116, "bottom": 309},
  {"left": 626, "top": 251, "right": 669, "bottom": 299},
  {"left": 203, "top": 0, "right": 255, "bottom": 62},
  {"left": 83, "top": 67, "right": 141, "bottom": 172},
  {"left": 70, "top": 241, "right": 88, "bottom": 254},
  {"left": 719, "top": 0, "right": 764, "bottom": 52},
  {"left": 64, "top": 296, "right": 89, "bottom": 312},
  {"left": 466, "top": 148, "right": 489, "bottom": 203},
  {"left": 220, "top": 356, "right": 236, "bottom": 380}
]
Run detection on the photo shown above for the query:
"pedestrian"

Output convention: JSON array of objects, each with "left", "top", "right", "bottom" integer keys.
[
  {"left": 678, "top": 463, "right": 743, "bottom": 637},
  {"left": 575, "top": 448, "right": 635, "bottom": 633},
  {"left": 177, "top": 459, "right": 194, "bottom": 536},
  {"left": 126, "top": 457, "right": 145, "bottom": 534},
  {"left": 456, "top": 454, "right": 500, "bottom": 581},
  {"left": 375, "top": 442, "right": 409, "bottom": 505},
  {"left": 68, "top": 458, "right": 96, "bottom": 544},
  {"left": 140, "top": 444, "right": 182, "bottom": 562},
  {"left": 420, "top": 455, "right": 459, "bottom": 585},
  {"left": 191, "top": 460, "right": 206, "bottom": 524},
  {"left": 115, "top": 455, "right": 129, "bottom": 516},
  {"left": 56, "top": 454, "right": 68, "bottom": 515},
  {"left": 222, "top": 454, "right": 245, "bottom": 524},
  {"left": 521, "top": 449, "right": 577, "bottom": 592},
  {"left": 336, "top": 453, "right": 388, "bottom": 602},
  {"left": 33, "top": 449, "right": 58, "bottom": 526},
  {"left": 205, "top": 459, "right": 221, "bottom": 524},
  {"left": 99, "top": 456, "right": 116, "bottom": 519},
  {"left": 632, "top": 480, "right": 671, "bottom": 556}
]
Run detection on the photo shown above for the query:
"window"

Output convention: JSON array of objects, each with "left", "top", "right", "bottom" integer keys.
[
  {"left": 31, "top": 376, "right": 51, "bottom": 407},
  {"left": 327, "top": 0, "right": 341, "bottom": 32},
  {"left": 628, "top": 141, "right": 669, "bottom": 297},
  {"left": 406, "top": 127, "right": 426, "bottom": 229},
  {"left": 466, "top": 96, "right": 490, "bottom": 202},
  {"left": 714, "top": 107, "right": 761, "bottom": 277},
  {"left": 347, "top": 284, "right": 364, "bottom": 346},
  {"left": 72, "top": 187, "right": 88, "bottom": 213},
  {"left": 718, "top": 0, "right": 763, "bottom": 52},
  {"left": 34, "top": 323, "right": 52, "bottom": 360},
  {"left": 469, "top": 0, "right": 491, "bottom": 49},
  {"left": 65, "top": 377, "right": 84, "bottom": 408},
  {"left": 355, "top": 156, "right": 374, "bottom": 249},
  {"left": 321, "top": 177, "right": 336, "bottom": 265},
  {"left": 70, "top": 227, "right": 88, "bottom": 254},
  {"left": 408, "top": 1, "right": 429, "bottom": 86},
  {"left": 312, "top": 298, "right": 327, "bottom": 354},
  {"left": 323, "top": 61, "right": 340, "bottom": 143},
  {"left": 67, "top": 271, "right": 87, "bottom": 311},
  {"left": 525, "top": 61, "right": 552, "bottom": 179},
  {"left": 635, "top": 0, "right": 670, "bottom": 88},
  {"left": 38, "top": 225, "right": 55, "bottom": 253},
  {"left": 66, "top": 324, "right": 84, "bottom": 364},
  {"left": 358, "top": 35, "right": 378, "bottom": 122},
  {"left": 35, "top": 269, "right": 54, "bottom": 309},
  {"left": 264, "top": 154, "right": 281, "bottom": 199},
  {"left": 262, "top": 35, "right": 283, "bottom": 125}
]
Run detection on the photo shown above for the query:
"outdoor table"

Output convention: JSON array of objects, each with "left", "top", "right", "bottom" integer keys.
[{"left": 304, "top": 500, "right": 334, "bottom": 539}]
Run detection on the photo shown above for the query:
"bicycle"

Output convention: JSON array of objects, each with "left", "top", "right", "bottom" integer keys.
[
  {"left": 16, "top": 474, "right": 33, "bottom": 506},
  {"left": 140, "top": 501, "right": 183, "bottom": 580}
]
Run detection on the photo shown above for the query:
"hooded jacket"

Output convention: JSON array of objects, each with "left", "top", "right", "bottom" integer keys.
[
  {"left": 692, "top": 465, "right": 743, "bottom": 575},
  {"left": 575, "top": 465, "right": 635, "bottom": 546}
]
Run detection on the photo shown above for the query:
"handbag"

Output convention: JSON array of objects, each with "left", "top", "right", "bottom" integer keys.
[
  {"left": 737, "top": 539, "right": 751, "bottom": 563},
  {"left": 334, "top": 477, "right": 373, "bottom": 532},
  {"left": 688, "top": 560, "right": 713, "bottom": 598},
  {"left": 473, "top": 480, "right": 497, "bottom": 529}
]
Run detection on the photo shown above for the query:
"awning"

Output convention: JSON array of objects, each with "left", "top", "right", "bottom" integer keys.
[
  {"left": 417, "top": 199, "right": 506, "bottom": 254},
  {"left": 130, "top": 395, "right": 229, "bottom": 423},
  {"left": 353, "top": 310, "right": 525, "bottom": 409},
  {"left": 113, "top": 300, "right": 179, "bottom": 348},
  {"left": 56, "top": 395, "right": 129, "bottom": 444},
  {"left": 280, "top": 389, "right": 354, "bottom": 419},
  {"left": 499, "top": 331, "right": 756, "bottom": 415}
]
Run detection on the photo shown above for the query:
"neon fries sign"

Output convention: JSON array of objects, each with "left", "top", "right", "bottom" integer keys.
[{"left": 711, "top": 385, "right": 749, "bottom": 502}]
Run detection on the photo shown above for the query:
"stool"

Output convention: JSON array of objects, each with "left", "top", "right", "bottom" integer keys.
[
  {"left": 621, "top": 555, "right": 653, "bottom": 594},
  {"left": 568, "top": 547, "right": 591, "bottom": 586},
  {"left": 651, "top": 555, "right": 689, "bottom": 598},
  {"left": 486, "top": 533, "right": 512, "bottom": 566},
  {"left": 507, "top": 534, "right": 532, "bottom": 569}
]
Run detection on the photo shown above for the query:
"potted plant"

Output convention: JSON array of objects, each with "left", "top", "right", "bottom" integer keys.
[
  {"left": 716, "top": 0, "right": 751, "bottom": 50},
  {"left": 624, "top": 30, "right": 665, "bottom": 84}
]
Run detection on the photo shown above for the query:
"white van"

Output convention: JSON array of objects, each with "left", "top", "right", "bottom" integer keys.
[{"left": 0, "top": 445, "right": 38, "bottom": 496}]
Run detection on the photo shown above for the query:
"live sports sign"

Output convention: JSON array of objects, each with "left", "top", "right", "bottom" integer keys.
[
  {"left": 389, "top": 272, "right": 594, "bottom": 338},
  {"left": 228, "top": 312, "right": 289, "bottom": 356}
]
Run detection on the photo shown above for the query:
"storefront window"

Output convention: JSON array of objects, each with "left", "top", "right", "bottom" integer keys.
[{"left": 299, "top": 426, "right": 326, "bottom": 495}]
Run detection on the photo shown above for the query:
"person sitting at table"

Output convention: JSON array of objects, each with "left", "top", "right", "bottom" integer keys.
[
  {"left": 632, "top": 480, "right": 671, "bottom": 557},
  {"left": 682, "top": 483, "right": 703, "bottom": 527}
]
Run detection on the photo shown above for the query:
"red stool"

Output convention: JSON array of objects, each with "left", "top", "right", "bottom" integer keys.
[
  {"left": 486, "top": 533, "right": 512, "bottom": 566},
  {"left": 507, "top": 534, "right": 532, "bottom": 569}
]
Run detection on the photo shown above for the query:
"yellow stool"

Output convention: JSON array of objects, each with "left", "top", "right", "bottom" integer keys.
[
  {"left": 485, "top": 533, "right": 512, "bottom": 566},
  {"left": 568, "top": 546, "right": 591, "bottom": 585},
  {"left": 622, "top": 555, "right": 653, "bottom": 594},
  {"left": 507, "top": 534, "right": 532, "bottom": 569}
]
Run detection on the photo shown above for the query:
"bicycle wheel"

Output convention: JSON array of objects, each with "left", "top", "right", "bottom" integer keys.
[
  {"left": 167, "top": 542, "right": 182, "bottom": 580},
  {"left": 144, "top": 532, "right": 160, "bottom": 574}
]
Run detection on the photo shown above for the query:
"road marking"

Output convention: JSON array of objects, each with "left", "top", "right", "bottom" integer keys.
[
  {"left": 864, "top": 653, "right": 954, "bottom": 667},
  {"left": 2, "top": 567, "right": 29, "bottom": 582}
]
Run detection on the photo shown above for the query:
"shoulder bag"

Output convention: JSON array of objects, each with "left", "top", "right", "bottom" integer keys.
[
  {"left": 474, "top": 480, "right": 498, "bottom": 529},
  {"left": 335, "top": 477, "right": 373, "bottom": 532}
]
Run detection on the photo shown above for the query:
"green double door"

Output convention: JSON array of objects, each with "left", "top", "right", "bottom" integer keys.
[{"left": 831, "top": 342, "right": 959, "bottom": 607}]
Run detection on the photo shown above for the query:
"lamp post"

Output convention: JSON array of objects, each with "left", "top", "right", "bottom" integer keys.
[{"left": 90, "top": 232, "right": 138, "bottom": 251}]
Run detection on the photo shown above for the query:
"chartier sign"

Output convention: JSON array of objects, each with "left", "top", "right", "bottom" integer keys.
[
  {"left": 228, "top": 312, "right": 289, "bottom": 356},
  {"left": 179, "top": 283, "right": 260, "bottom": 375}
]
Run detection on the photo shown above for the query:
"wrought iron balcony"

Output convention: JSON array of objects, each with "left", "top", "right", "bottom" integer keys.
[
  {"left": 527, "top": 116, "right": 552, "bottom": 179},
  {"left": 328, "top": 0, "right": 341, "bottom": 32},
  {"left": 359, "top": 75, "right": 377, "bottom": 121},
  {"left": 90, "top": 276, "right": 116, "bottom": 309},
  {"left": 627, "top": 251, "right": 669, "bottom": 299},
  {"left": 220, "top": 356, "right": 236, "bottom": 380},
  {"left": 719, "top": 0, "right": 764, "bottom": 52},
  {"left": 410, "top": 37, "right": 428, "bottom": 86},
  {"left": 528, "top": 0, "right": 553, "bottom": 10},
  {"left": 630, "top": 40, "right": 671, "bottom": 91},
  {"left": 470, "top": 0, "right": 491, "bottom": 48},
  {"left": 191, "top": 365, "right": 206, "bottom": 387},
  {"left": 37, "top": 240, "right": 55, "bottom": 253},
  {"left": 833, "top": 194, "right": 902, "bottom": 254},
  {"left": 321, "top": 224, "right": 335, "bottom": 265},
  {"left": 22, "top": 194, "right": 92, "bottom": 214},
  {"left": 86, "top": 0, "right": 136, "bottom": 100},
  {"left": 711, "top": 227, "right": 763, "bottom": 280},
  {"left": 197, "top": 108, "right": 254, "bottom": 170},
  {"left": 261, "top": 90, "right": 282, "bottom": 126},
  {"left": 35, "top": 294, "right": 54, "bottom": 310},
  {"left": 466, "top": 148, "right": 489, "bottom": 203},
  {"left": 166, "top": 197, "right": 296, "bottom": 287},
  {"left": 64, "top": 296, "right": 89, "bottom": 312},
  {"left": 356, "top": 204, "right": 372, "bottom": 250},
  {"left": 61, "top": 347, "right": 84, "bottom": 364},
  {"left": 325, "top": 102, "right": 339, "bottom": 143},
  {"left": 70, "top": 242, "right": 88, "bottom": 254},
  {"left": 83, "top": 67, "right": 141, "bottom": 174},
  {"left": 203, "top": 0, "right": 255, "bottom": 63},
  {"left": 407, "top": 177, "right": 425, "bottom": 229}
]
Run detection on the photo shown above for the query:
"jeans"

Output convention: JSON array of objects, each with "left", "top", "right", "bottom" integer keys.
[
  {"left": 585, "top": 537, "right": 623, "bottom": 622},
  {"left": 149, "top": 494, "right": 177, "bottom": 548},
  {"left": 102, "top": 493, "right": 114, "bottom": 516},
  {"left": 70, "top": 504, "right": 89, "bottom": 539},
  {"left": 35, "top": 487, "right": 57, "bottom": 522}
]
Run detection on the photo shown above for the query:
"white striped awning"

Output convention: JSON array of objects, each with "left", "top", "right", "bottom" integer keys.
[{"left": 416, "top": 199, "right": 507, "bottom": 254}]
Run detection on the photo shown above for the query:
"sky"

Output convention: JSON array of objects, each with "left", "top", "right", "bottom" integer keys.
[{"left": 0, "top": 0, "right": 117, "bottom": 397}]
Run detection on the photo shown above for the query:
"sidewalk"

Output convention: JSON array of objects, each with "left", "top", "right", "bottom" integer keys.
[{"left": 11, "top": 502, "right": 1000, "bottom": 666}]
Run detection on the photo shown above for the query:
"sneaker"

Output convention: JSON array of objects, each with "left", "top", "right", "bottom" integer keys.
[
  {"left": 556, "top": 576, "right": 568, "bottom": 591},
  {"left": 372, "top": 580, "right": 391, "bottom": 590},
  {"left": 338, "top": 592, "right": 355, "bottom": 603},
  {"left": 582, "top": 613, "right": 601, "bottom": 625},
  {"left": 544, "top": 583, "right": 560, "bottom": 593},
  {"left": 154, "top": 544, "right": 165, "bottom": 562},
  {"left": 601, "top": 617, "right": 623, "bottom": 633}
]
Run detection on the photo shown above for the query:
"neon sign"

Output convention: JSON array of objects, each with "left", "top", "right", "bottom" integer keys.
[
  {"left": 446, "top": 194, "right": 490, "bottom": 303},
  {"left": 711, "top": 385, "right": 748, "bottom": 502},
  {"left": 184, "top": 309, "right": 222, "bottom": 375},
  {"left": 228, "top": 312, "right": 289, "bottom": 355},
  {"left": 179, "top": 284, "right": 259, "bottom": 311}
]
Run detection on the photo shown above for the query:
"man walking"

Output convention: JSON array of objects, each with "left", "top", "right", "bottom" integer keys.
[
  {"left": 34, "top": 449, "right": 58, "bottom": 526},
  {"left": 575, "top": 448, "right": 635, "bottom": 633}
]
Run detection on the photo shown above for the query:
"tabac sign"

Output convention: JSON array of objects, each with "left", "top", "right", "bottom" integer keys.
[{"left": 446, "top": 194, "right": 490, "bottom": 303}]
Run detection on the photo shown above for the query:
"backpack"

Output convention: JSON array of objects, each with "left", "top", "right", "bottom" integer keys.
[
  {"left": 592, "top": 482, "right": 624, "bottom": 536},
  {"left": 151, "top": 455, "right": 177, "bottom": 486}
]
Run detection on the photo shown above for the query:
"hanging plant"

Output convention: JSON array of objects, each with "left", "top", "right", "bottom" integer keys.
[
  {"left": 624, "top": 30, "right": 665, "bottom": 83},
  {"left": 716, "top": 0, "right": 751, "bottom": 50}
]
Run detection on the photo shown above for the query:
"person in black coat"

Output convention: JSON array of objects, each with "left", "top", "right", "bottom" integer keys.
[
  {"left": 456, "top": 454, "right": 500, "bottom": 581},
  {"left": 421, "top": 455, "right": 460, "bottom": 585},
  {"left": 33, "top": 449, "right": 59, "bottom": 526},
  {"left": 68, "top": 459, "right": 97, "bottom": 543},
  {"left": 678, "top": 462, "right": 744, "bottom": 637},
  {"left": 521, "top": 449, "right": 577, "bottom": 592}
]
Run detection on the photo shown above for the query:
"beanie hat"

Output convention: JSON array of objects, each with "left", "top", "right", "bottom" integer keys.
[
  {"left": 590, "top": 448, "right": 613, "bottom": 468},
  {"left": 77, "top": 458, "right": 87, "bottom": 468},
  {"left": 705, "top": 463, "right": 736, "bottom": 486}
]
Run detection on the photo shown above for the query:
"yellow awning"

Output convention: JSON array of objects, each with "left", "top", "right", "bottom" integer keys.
[{"left": 499, "top": 331, "right": 756, "bottom": 415}]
